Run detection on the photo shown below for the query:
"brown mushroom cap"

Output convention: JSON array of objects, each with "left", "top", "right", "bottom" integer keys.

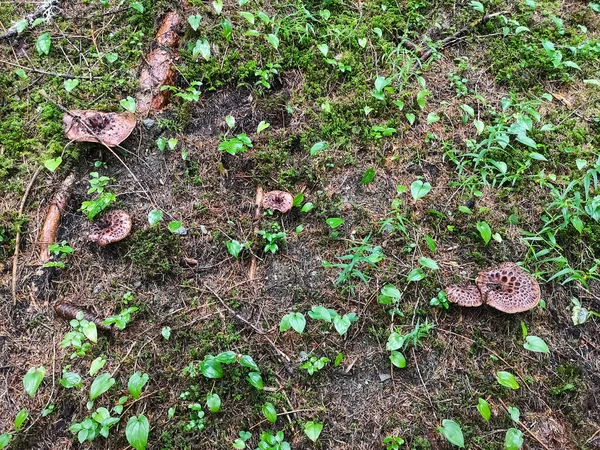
[
  {"left": 63, "top": 110, "right": 136, "bottom": 147},
  {"left": 88, "top": 210, "right": 132, "bottom": 246},
  {"left": 476, "top": 262, "right": 540, "bottom": 313},
  {"left": 446, "top": 285, "right": 483, "bottom": 307},
  {"left": 262, "top": 190, "right": 294, "bottom": 213}
]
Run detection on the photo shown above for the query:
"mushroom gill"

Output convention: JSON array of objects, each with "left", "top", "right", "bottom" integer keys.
[
  {"left": 262, "top": 190, "right": 294, "bottom": 213},
  {"left": 88, "top": 210, "right": 132, "bottom": 246}
]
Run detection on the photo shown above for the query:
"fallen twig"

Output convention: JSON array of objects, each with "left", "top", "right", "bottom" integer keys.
[
  {"left": 0, "top": 0, "right": 61, "bottom": 41},
  {"left": 54, "top": 302, "right": 112, "bottom": 331},
  {"left": 39, "top": 173, "right": 75, "bottom": 264},
  {"left": 248, "top": 186, "right": 263, "bottom": 281},
  {"left": 0, "top": 59, "right": 77, "bottom": 79},
  {"left": 12, "top": 166, "right": 41, "bottom": 305}
]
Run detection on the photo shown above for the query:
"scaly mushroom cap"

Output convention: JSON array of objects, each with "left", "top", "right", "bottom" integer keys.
[
  {"left": 262, "top": 190, "right": 294, "bottom": 213},
  {"left": 64, "top": 110, "right": 136, "bottom": 147},
  {"left": 476, "top": 262, "right": 540, "bottom": 313},
  {"left": 88, "top": 210, "right": 132, "bottom": 246},
  {"left": 446, "top": 285, "right": 483, "bottom": 307}
]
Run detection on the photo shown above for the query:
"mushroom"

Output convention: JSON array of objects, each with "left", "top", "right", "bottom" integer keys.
[
  {"left": 446, "top": 285, "right": 483, "bottom": 307},
  {"left": 262, "top": 190, "right": 294, "bottom": 213},
  {"left": 476, "top": 262, "right": 540, "bottom": 313},
  {"left": 88, "top": 210, "right": 132, "bottom": 246},
  {"left": 63, "top": 110, "right": 136, "bottom": 147}
]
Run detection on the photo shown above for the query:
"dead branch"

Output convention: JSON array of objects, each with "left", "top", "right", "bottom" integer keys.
[
  {"left": 54, "top": 302, "right": 112, "bottom": 332},
  {"left": 12, "top": 167, "right": 41, "bottom": 305},
  {"left": 39, "top": 173, "right": 75, "bottom": 264},
  {"left": 0, "top": 0, "right": 61, "bottom": 41}
]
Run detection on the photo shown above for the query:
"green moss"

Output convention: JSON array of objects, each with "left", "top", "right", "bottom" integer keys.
[{"left": 129, "top": 227, "right": 181, "bottom": 277}]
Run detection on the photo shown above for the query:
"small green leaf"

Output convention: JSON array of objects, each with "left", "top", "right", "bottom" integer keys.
[
  {"left": 507, "top": 406, "right": 520, "bottom": 423},
  {"left": 126, "top": 415, "right": 149, "bottom": 450},
  {"left": 386, "top": 332, "right": 404, "bottom": 351},
  {"left": 310, "top": 141, "right": 328, "bottom": 156},
  {"left": 288, "top": 312, "right": 306, "bottom": 333},
  {"left": 36, "top": 33, "right": 51, "bottom": 55},
  {"left": 161, "top": 326, "right": 171, "bottom": 340},
  {"left": 200, "top": 357, "right": 224, "bottom": 379},
  {"left": 333, "top": 314, "right": 352, "bottom": 335},
  {"left": 470, "top": 1, "right": 484, "bottom": 12},
  {"left": 266, "top": 34, "right": 279, "bottom": 49},
  {"left": 474, "top": 119, "right": 485, "bottom": 134},
  {"left": 427, "top": 112, "right": 440, "bottom": 124},
  {"left": 90, "top": 373, "right": 115, "bottom": 400},
  {"left": 308, "top": 305, "right": 333, "bottom": 322},
  {"left": 410, "top": 180, "right": 432, "bottom": 201},
  {"left": 477, "top": 398, "right": 491, "bottom": 421},
  {"left": 16, "top": 19, "right": 28, "bottom": 33},
  {"left": 23, "top": 366, "right": 45, "bottom": 398},
  {"left": 81, "top": 320, "right": 97, "bottom": 343},
  {"left": 301, "top": 202, "right": 314, "bottom": 212},
  {"left": 168, "top": 220, "right": 185, "bottom": 234},
  {"left": 437, "top": 419, "right": 465, "bottom": 448},
  {"left": 89, "top": 356, "right": 106, "bottom": 376},
  {"left": 216, "top": 351, "right": 237, "bottom": 364},
  {"left": 206, "top": 393, "right": 221, "bottom": 412},
  {"left": 167, "top": 407, "right": 175, "bottom": 419},
  {"left": 44, "top": 157, "right": 62, "bottom": 173},
  {"left": 128, "top": 372, "right": 149, "bottom": 400},
  {"left": 317, "top": 43, "right": 329, "bottom": 56},
  {"left": 120, "top": 96, "right": 136, "bottom": 113},
  {"left": 359, "top": 168, "right": 375, "bottom": 185},
  {"left": 304, "top": 421, "right": 323, "bottom": 442},
  {"left": 496, "top": 371, "right": 520, "bottom": 390},
  {"left": 130, "top": 2, "right": 144, "bottom": 13},
  {"left": 505, "top": 428, "right": 524, "bottom": 450},
  {"left": 257, "top": 121, "right": 270, "bottom": 134},
  {"left": 193, "top": 39, "right": 211, "bottom": 60},
  {"left": 0, "top": 434, "right": 10, "bottom": 449},
  {"left": 262, "top": 402, "right": 277, "bottom": 423},
  {"left": 246, "top": 372, "right": 263, "bottom": 390},
  {"left": 63, "top": 79, "right": 79, "bottom": 93},
  {"left": 476, "top": 221, "right": 492, "bottom": 245},
  {"left": 105, "top": 52, "right": 118, "bottom": 63},
  {"left": 418, "top": 257, "right": 439, "bottom": 270},
  {"left": 523, "top": 336, "right": 550, "bottom": 353},
  {"left": 406, "top": 268, "right": 425, "bottom": 282},
  {"left": 60, "top": 371, "right": 82, "bottom": 389},
  {"left": 227, "top": 240, "right": 243, "bottom": 258},
  {"left": 406, "top": 113, "right": 416, "bottom": 125},
  {"left": 239, "top": 355, "right": 260, "bottom": 371},
  {"left": 148, "top": 209, "right": 163, "bottom": 226},
  {"left": 326, "top": 217, "right": 344, "bottom": 229},
  {"left": 389, "top": 351, "right": 406, "bottom": 368},
  {"left": 358, "top": 37, "right": 367, "bottom": 48},
  {"left": 14, "top": 409, "right": 28, "bottom": 431},
  {"left": 187, "top": 14, "right": 202, "bottom": 31}
]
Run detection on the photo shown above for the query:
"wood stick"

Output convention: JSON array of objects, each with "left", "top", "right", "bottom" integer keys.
[
  {"left": 39, "top": 173, "right": 75, "bottom": 264},
  {"left": 248, "top": 186, "right": 263, "bottom": 280},
  {"left": 12, "top": 166, "right": 41, "bottom": 305}
]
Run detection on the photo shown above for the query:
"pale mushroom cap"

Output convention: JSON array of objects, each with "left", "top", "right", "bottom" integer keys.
[
  {"left": 476, "top": 262, "right": 540, "bottom": 313},
  {"left": 89, "top": 210, "right": 132, "bottom": 246},
  {"left": 446, "top": 285, "right": 483, "bottom": 307},
  {"left": 64, "top": 110, "right": 136, "bottom": 147},
  {"left": 262, "top": 190, "right": 294, "bottom": 213}
]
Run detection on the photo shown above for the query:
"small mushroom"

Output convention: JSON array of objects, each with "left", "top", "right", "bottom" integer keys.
[
  {"left": 63, "top": 110, "right": 136, "bottom": 147},
  {"left": 476, "top": 262, "right": 540, "bottom": 313},
  {"left": 446, "top": 285, "right": 483, "bottom": 307},
  {"left": 88, "top": 210, "right": 132, "bottom": 246},
  {"left": 262, "top": 190, "right": 294, "bottom": 213}
]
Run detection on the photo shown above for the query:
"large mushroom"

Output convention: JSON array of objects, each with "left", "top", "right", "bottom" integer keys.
[
  {"left": 63, "top": 110, "right": 136, "bottom": 147},
  {"left": 476, "top": 262, "right": 540, "bottom": 314},
  {"left": 88, "top": 210, "right": 132, "bottom": 246},
  {"left": 446, "top": 285, "right": 483, "bottom": 307},
  {"left": 262, "top": 190, "right": 294, "bottom": 213}
]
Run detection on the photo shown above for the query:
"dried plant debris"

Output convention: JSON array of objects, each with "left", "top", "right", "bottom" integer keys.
[
  {"left": 136, "top": 11, "right": 184, "bottom": 114},
  {"left": 39, "top": 174, "right": 75, "bottom": 264},
  {"left": 88, "top": 210, "right": 132, "bottom": 246},
  {"left": 447, "top": 263, "right": 540, "bottom": 313},
  {"left": 63, "top": 110, "right": 136, "bottom": 147}
]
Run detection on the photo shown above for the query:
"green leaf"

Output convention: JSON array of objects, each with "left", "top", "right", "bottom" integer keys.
[
  {"left": 23, "top": 366, "right": 45, "bottom": 398},
  {"left": 288, "top": 312, "right": 306, "bottom": 333},
  {"left": 105, "top": 53, "right": 118, "bottom": 63},
  {"left": 200, "top": 357, "right": 224, "bottom": 379},
  {"left": 227, "top": 240, "right": 243, "bottom": 258},
  {"left": 523, "top": 336, "right": 550, "bottom": 353},
  {"left": 389, "top": 351, "right": 406, "bottom": 368},
  {"left": 476, "top": 221, "right": 492, "bottom": 245},
  {"left": 516, "top": 133, "right": 537, "bottom": 149},
  {"left": 470, "top": 1, "right": 484, "bottom": 12},
  {"left": 206, "top": 393, "right": 221, "bottom": 412},
  {"left": 406, "top": 268, "right": 425, "bottom": 282},
  {"left": 359, "top": 168, "right": 375, "bottom": 185},
  {"left": 60, "top": 371, "right": 82, "bottom": 389},
  {"left": 410, "top": 180, "right": 432, "bottom": 201},
  {"left": 212, "top": 0, "right": 223, "bottom": 13},
  {"left": 168, "top": 220, "right": 185, "bottom": 234},
  {"left": 308, "top": 306, "right": 333, "bottom": 322},
  {"left": 246, "top": 372, "right": 263, "bottom": 390},
  {"left": 14, "top": 409, "right": 28, "bottom": 431},
  {"left": 529, "top": 152, "right": 547, "bottom": 161},
  {"left": 266, "top": 34, "right": 279, "bottom": 49},
  {"left": 193, "top": 39, "right": 211, "bottom": 60},
  {"left": 161, "top": 326, "right": 171, "bottom": 340},
  {"left": 257, "top": 121, "right": 270, "bottom": 134},
  {"left": 81, "top": 320, "right": 97, "bottom": 343},
  {"left": 304, "top": 421, "right": 323, "bottom": 442},
  {"left": 187, "top": 14, "right": 202, "bottom": 31},
  {"left": 333, "top": 314, "right": 352, "bottom": 335},
  {"left": 301, "top": 202, "right": 314, "bottom": 212},
  {"left": 216, "top": 351, "right": 237, "bottom": 364},
  {"left": 406, "top": 113, "right": 416, "bottom": 125},
  {"left": 419, "top": 257, "right": 439, "bottom": 270},
  {"left": 156, "top": 137, "right": 167, "bottom": 151},
  {"left": 326, "top": 217, "right": 344, "bottom": 229},
  {"left": 89, "top": 357, "right": 106, "bottom": 376},
  {"left": 437, "top": 419, "right": 465, "bottom": 448},
  {"left": 130, "top": 2, "right": 144, "bottom": 13},
  {"left": 126, "top": 415, "right": 149, "bottom": 450},
  {"left": 310, "top": 141, "right": 328, "bottom": 156},
  {"left": 90, "top": 373, "right": 115, "bottom": 400},
  {"left": 0, "top": 434, "right": 10, "bottom": 449},
  {"left": 507, "top": 406, "right": 520, "bottom": 423},
  {"left": 120, "top": 96, "right": 136, "bottom": 113},
  {"left": 148, "top": 209, "right": 163, "bottom": 226},
  {"left": 128, "top": 372, "right": 149, "bottom": 400},
  {"left": 505, "top": 428, "right": 524, "bottom": 450},
  {"left": 358, "top": 37, "right": 367, "bottom": 48},
  {"left": 36, "top": 32, "right": 51, "bottom": 55},
  {"left": 427, "top": 112, "right": 440, "bottom": 124},
  {"left": 496, "top": 371, "right": 520, "bottom": 390},
  {"left": 63, "top": 79, "right": 79, "bottom": 93},
  {"left": 477, "top": 398, "right": 491, "bottom": 421},
  {"left": 16, "top": 19, "right": 28, "bottom": 33},
  {"left": 262, "top": 402, "right": 277, "bottom": 423},
  {"left": 239, "top": 354, "right": 260, "bottom": 371},
  {"left": 317, "top": 43, "right": 329, "bottom": 56},
  {"left": 239, "top": 11, "right": 254, "bottom": 24},
  {"left": 386, "top": 332, "right": 405, "bottom": 351},
  {"left": 14, "top": 69, "right": 27, "bottom": 80},
  {"left": 474, "top": 119, "right": 485, "bottom": 134},
  {"left": 44, "top": 157, "right": 62, "bottom": 172}
]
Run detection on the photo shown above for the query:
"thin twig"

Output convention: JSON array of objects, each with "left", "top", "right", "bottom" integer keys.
[
  {"left": 12, "top": 166, "right": 41, "bottom": 305},
  {"left": 248, "top": 186, "right": 263, "bottom": 281},
  {"left": 0, "top": 59, "right": 77, "bottom": 79},
  {"left": 497, "top": 398, "right": 551, "bottom": 450}
]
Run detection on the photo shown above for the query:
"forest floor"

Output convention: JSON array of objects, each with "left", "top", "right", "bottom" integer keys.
[{"left": 1, "top": 0, "right": 600, "bottom": 449}]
